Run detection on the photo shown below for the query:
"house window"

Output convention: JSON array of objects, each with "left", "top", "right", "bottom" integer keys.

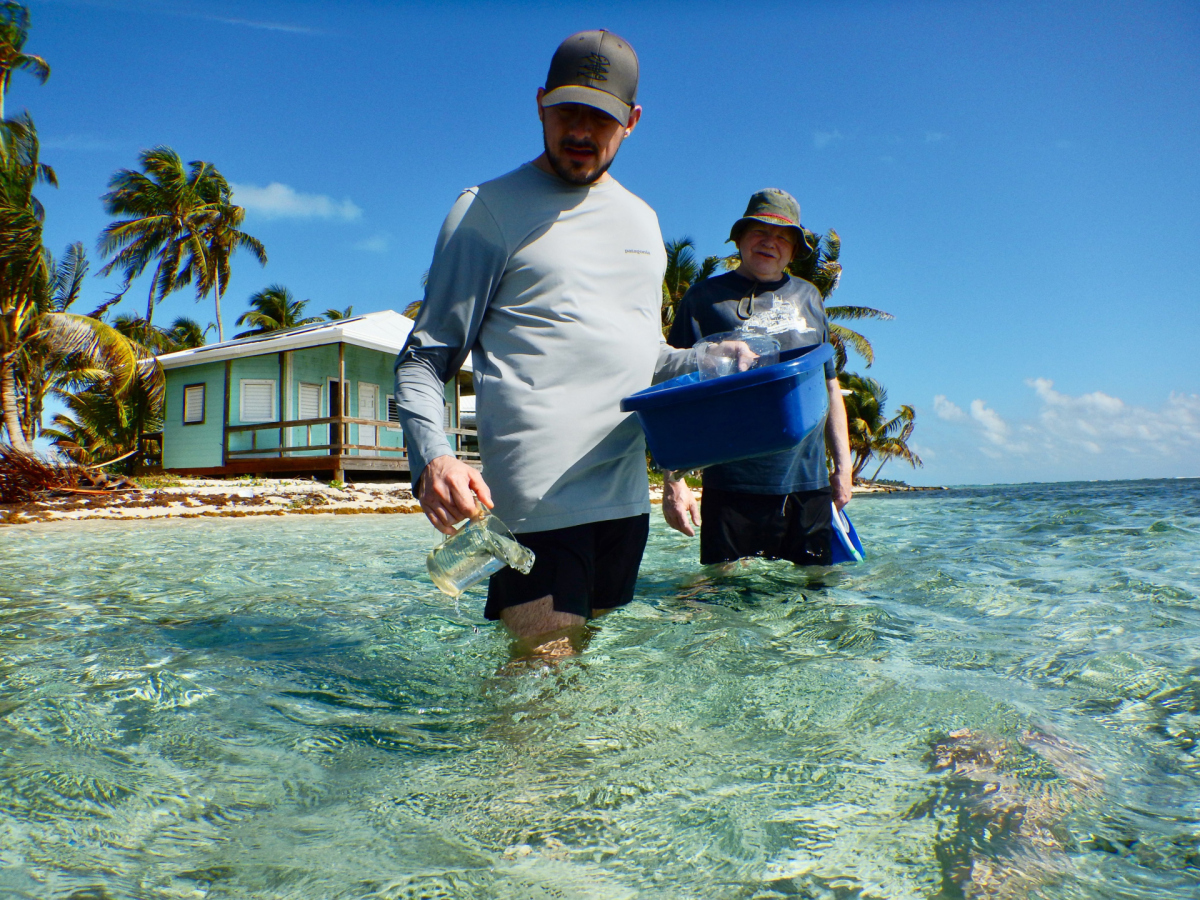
[
  {"left": 240, "top": 379, "right": 277, "bottom": 423},
  {"left": 183, "top": 384, "right": 206, "bottom": 425},
  {"left": 298, "top": 382, "right": 321, "bottom": 420},
  {"left": 386, "top": 396, "right": 401, "bottom": 431}
]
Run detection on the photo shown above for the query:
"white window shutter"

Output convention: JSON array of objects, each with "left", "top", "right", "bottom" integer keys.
[
  {"left": 183, "top": 384, "right": 205, "bottom": 424},
  {"left": 298, "top": 383, "right": 321, "bottom": 420},
  {"left": 240, "top": 380, "right": 276, "bottom": 423}
]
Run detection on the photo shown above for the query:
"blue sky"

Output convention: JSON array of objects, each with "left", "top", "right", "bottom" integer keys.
[{"left": 20, "top": 0, "right": 1200, "bottom": 485}]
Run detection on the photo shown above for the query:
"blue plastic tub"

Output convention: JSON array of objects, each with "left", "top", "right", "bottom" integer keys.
[{"left": 622, "top": 343, "right": 835, "bottom": 471}]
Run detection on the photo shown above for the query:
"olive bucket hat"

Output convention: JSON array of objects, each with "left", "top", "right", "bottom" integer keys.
[{"left": 727, "top": 188, "right": 814, "bottom": 259}]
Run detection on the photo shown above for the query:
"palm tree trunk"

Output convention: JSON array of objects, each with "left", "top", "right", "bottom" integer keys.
[
  {"left": 213, "top": 270, "right": 224, "bottom": 342},
  {"left": 146, "top": 277, "right": 157, "bottom": 325},
  {"left": 851, "top": 450, "right": 872, "bottom": 482},
  {"left": 869, "top": 457, "right": 889, "bottom": 483},
  {"left": 146, "top": 257, "right": 168, "bottom": 326},
  {"left": 1, "top": 354, "right": 32, "bottom": 453}
]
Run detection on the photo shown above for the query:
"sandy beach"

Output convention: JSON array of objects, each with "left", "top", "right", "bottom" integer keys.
[
  {"left": 0, "top": 476, "right": 943, "bottom": 526},
  {"left": 0, "top": 477, "right": 422, "bottom": 525}
]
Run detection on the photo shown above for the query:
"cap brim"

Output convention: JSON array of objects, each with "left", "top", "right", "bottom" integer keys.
[{"left": 542, "top": 85, "right": 631, "bottom": 123}]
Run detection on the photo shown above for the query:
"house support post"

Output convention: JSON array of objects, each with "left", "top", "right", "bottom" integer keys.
[
  {"left": 278, "top": 351, "right": 286, "bottom": 458},
  {"left": 222, "top": 360, "right": 232, "bottom": 468},
  {"left": 336, "top": 341, "right": 346, "bottom": 483}
]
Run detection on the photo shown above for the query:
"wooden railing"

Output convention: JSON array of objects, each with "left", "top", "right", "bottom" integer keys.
[{"left": 222, "top": 416, "right": 479, "bottom": 462}]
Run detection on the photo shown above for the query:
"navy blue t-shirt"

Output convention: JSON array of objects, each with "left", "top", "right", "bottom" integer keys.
[{"left": 667, "top": 270, "right": 836, "bottom": 494}]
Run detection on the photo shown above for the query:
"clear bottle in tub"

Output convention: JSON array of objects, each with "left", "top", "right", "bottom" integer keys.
[
  {"left": 426, "top": 510, "right": 535, "bottom": 597},
  {"left": 693, "top": 332, "right": 780, "bottom": 381}
]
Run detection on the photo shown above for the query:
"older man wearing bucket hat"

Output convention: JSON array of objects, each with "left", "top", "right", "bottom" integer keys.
[
  {"left": 395, "top": 30, "right": 695, "bottom": 650},
  {"left": 663, "top": 189, "right": 853, "bottom": 566}
]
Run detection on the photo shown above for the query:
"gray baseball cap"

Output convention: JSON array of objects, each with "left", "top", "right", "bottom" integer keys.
[{"left": 543, "top": 30, "right": 639, "bottom": 124}]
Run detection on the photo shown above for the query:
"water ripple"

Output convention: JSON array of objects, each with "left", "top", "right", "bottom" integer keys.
[{"left": 1, "top": 481, "right": 1198, "bottom": 897}]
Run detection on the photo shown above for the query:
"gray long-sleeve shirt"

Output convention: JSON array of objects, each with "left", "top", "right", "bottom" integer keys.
[{"left": 395, "top": 163, "right": 692, "bottom": 533}]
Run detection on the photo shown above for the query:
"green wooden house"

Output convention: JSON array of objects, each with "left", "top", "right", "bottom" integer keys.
[{"left": 149, "top": 311, "right": 474, "bottom": 481}]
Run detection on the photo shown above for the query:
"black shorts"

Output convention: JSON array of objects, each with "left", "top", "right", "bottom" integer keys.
[
  {"left": 700, "top": 486, "right": 832, "bottom": 566},
  {"left": 484, "top": 514, "right": 650, "bottom": 621}
]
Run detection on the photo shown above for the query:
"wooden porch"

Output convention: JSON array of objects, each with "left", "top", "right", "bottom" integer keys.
[{"left": 144, "top": 416, "right": 478, "bottom": 481}]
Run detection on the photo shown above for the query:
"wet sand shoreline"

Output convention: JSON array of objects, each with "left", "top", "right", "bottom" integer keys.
[{"left": 1, "top": 477, "right": 944, "bottom": 527}]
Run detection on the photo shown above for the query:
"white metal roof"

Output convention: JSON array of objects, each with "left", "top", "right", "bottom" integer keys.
[{"left": 156, "top": 310, "right": 473, "bottom": 373}]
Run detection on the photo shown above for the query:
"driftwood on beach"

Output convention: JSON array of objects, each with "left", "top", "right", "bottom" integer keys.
[{"left": 0, "top": 443, "right": 137, "bottom": 504}]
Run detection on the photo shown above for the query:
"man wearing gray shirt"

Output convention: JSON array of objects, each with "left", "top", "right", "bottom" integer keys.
[{"left": 395, "top": 30, "right": 691, "bottom": 648}]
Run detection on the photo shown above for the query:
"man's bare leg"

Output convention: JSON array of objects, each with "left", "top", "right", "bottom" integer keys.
[{"left": 500, "top": 595, "right": 587, "bottom": 659}]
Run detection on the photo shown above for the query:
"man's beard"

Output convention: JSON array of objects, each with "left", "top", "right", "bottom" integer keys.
[{"left": 543, "top": 135, "right": 615, "bottom": 185}]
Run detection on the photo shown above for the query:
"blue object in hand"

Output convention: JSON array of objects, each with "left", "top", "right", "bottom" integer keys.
[{"left": 830, "top": 504, "right": 865, "bottom": 564}]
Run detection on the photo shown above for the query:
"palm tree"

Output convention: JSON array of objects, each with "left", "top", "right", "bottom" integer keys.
[
  {"left": 0, "top": 3, "right": 48, "bottom": 120},
  {"left": 186, "top": 180, "right": 265, "bottom": 342},
  {"left": 42, "top": 302, "right": 168, "bottom": 469},
  {"left": 866, "top": 413, "right": 922, "bottom": 482},
  {"left": 111, "top": 312, "right": 176, "bottom": 355},
  {"left": 233, "top": 284, "right": 320, "bottom": 338},
  {"left": 98, "top": 147, "right": 223, "bottom": 326},
  {"left": 323, "top": 305, "right": 354, "bottom": 320},
  {"left": 402, "top": 300, "right": 422, "bottom": 320},
  {"left": 0, "top": 121, "right": 142, "bottom": 452},
  {"left": 661, "top": 237, "right": 720, "bottom": 334},
  {"left": 837, "top": 371, "right": 922, "bottom": 482},
  {"left": 43, "top": 350, "right": 164, "bottom": 470},
  {"left": 788, "top": 229, "right": 894, "bottom": 370},
  {"left": 166, "top": 316, "right": 210, "bottom": 349},
  {"left": 14, "top": 241, "right": 89, "bottom": 439}
]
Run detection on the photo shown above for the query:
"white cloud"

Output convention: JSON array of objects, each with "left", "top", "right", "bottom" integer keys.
[
  {"left": 230, "top": 182, "right": 362, "bottom": 221},
  {"left": 933, "top": 395, "right": 965, "bottom": 421},
  {"left": 933, "top": 380, "right": 1200, "bottom": 467},
  {"left": 355, "top": 233, "right": 389, "bottom": 253},
  {"left": 208, "top": 17, "right": 318, "bottom": 34},
  {"left": 42, "top": 134, "right": 117, "bottom": 152},
  {"left": 909, "top": 441, "right": 935, "bottom": 461},
  {"left": 924, "top": 131, "right": 947, "bottom": 143},
  {"left": 813, "top": 129, "right": 843, "bottom": 149},
  {"left": 969, "top": 399, "right": 1010, "bottom": 445},
  {"left": 1027, "top": 378, "right": 1200, "bottom": 457}
]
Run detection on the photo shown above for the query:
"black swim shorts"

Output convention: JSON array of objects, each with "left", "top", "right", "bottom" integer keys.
[
  {"left": 484, "top": 514, "right": 650, "bottom": 621},
  {"left": 699, "top": 486, "right": 832, "bottom": 566}
]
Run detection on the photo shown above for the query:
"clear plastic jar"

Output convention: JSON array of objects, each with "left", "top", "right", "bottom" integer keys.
[
  {"left": 693, "top": 332, "right": 780, "bottom": 381},
  {"left": 426, "top": 511, "right": 535, "bottom": 597}
]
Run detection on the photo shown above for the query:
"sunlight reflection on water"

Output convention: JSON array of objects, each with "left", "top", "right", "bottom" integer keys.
[{"left": 1, "top": 480, "right": 1198, "bottom": 898}]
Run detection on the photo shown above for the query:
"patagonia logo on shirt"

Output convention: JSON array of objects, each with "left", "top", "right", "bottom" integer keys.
[{"left": 625, "top": 249, "right": 651, "bottom": 255}]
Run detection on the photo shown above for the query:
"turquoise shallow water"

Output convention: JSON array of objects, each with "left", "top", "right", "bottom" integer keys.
[{"left": 1, "top": 479, "right": 1198, "bottom": 899}]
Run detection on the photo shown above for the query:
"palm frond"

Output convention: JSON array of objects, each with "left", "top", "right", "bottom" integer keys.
[
  {"left": 167, "top": 316, "right": 209, "bottom": 349},
  {"left": 697, "top": 255, "right": 720, "bottom": 282},
  {"left": 47, "top": 242, "right": 87, "bottom": 311},
  {"left": 830, "top": 323, "right": 875, "bottom": 368},
  {"left": 34, "top": 312, "right": 141, "bottom": 395},
  {"left": 826, "top": 305, "right": 894, "bottom": 322}
]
